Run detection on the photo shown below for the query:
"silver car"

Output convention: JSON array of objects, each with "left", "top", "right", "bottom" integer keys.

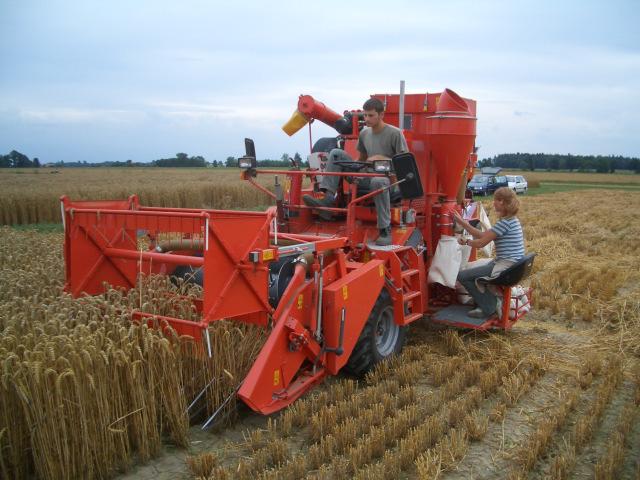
[{"left": 506, "top": 175, "right": 528, "bottom": 194}]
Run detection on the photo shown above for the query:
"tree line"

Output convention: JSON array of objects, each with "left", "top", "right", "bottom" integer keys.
[
  {"left": 479, "top": 153, "right": 640, "bottom": 173},
  {"left": 0, "top": 151, "right": 306, "bottom": 168},
  {"left": 5, "top": 149, "right": 638, "bottom": 173}
]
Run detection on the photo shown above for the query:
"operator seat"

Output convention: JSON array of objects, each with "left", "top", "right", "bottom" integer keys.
[{"left": 487, "top": 253, "right": 536, "bottom": 286}]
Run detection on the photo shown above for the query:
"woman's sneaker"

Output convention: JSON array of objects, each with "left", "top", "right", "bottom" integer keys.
[{"left": 467, "top": 308, "right": 485, "bottom": 318}]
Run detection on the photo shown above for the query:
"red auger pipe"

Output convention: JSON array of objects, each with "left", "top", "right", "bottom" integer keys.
[{"left": 296, "top": 95, "right": 343, "bottom": 127}]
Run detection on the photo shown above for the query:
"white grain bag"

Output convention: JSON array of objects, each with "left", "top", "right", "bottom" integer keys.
[
  {"left": 478, "top": 203, "right": 493, "bottom": 257},
  {"left": 428, "top": 235, "right": 463, "bottom": 288}
]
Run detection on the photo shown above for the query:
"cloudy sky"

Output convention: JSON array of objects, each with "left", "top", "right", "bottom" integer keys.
[{"left": 1, "top": 0, "right": 638, "bottom": 163}]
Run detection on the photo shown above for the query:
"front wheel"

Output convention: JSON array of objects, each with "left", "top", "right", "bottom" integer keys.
[{"left": 344, "top": 290, "right": 406, "bottom": 376}]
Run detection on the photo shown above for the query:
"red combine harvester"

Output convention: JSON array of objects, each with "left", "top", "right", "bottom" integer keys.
[{"left": 61, "top": 87, "right": 534, "bottom": 416}]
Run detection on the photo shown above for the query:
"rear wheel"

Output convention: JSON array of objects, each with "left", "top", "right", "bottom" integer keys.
[{"left": 344, "top": 290, "right": 406, "bottom": 376}]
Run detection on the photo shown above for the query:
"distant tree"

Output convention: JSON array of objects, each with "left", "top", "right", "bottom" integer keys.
[
  {"left": 6, "top": 150, "right": 32, "bottom": 168},
  {"left": 33, "top": 157, "right": 41, "bottom": 168},
  {"left": 565, "top": 154, "right": 579, "bottom": 171},
  {"left": 281, "top": 153, "right": 290, "bottom": 163},
  {"left": 225, "top": 156, "right": 236, "bottom": 167},
  {"left": 630, "top": 158, "right": 640, "bottom": 173},
  {"left": 594, "top": 157, "right": 608, "bottom": 173},
  {"left": 153, "top": 153, "right": 206, "bottom": 167},
  {"left": 293, "top": 152, "right": 302, "bottom": 166},
  {"left": 126, "top": 159, "right": 133, "bottom": 167}
]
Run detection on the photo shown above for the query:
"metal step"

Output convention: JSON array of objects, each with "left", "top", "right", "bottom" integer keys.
[
  {"left": 404, "top": 312, "right": 423, "bottom": 323},
  {"left": 403, "top": 291, "right": 421, "bottom": 302},
  {"left": 401, "top": 268, "right": 419, "bottom": 279}
]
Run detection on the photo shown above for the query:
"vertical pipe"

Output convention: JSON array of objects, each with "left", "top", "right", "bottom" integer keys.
[{"left": 398, "top": 80, "right": 406, "bottom": 130}]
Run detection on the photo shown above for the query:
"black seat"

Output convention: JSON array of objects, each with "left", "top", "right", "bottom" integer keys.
[{"left": 487, "top": 253, "right": 536, "bottom": 286}]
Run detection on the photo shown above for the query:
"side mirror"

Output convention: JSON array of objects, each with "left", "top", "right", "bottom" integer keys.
[{"left": 392, "top": 152, "right": 423, "bottom": 199}]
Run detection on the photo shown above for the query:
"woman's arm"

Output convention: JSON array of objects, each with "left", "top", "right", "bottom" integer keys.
[
  {"left": 453, "top": 211, "right": 497, "bottom": 247},
  {"left": 461, "top": 230, "right": 497, "bottom": 248},
  {"left": 452, "top": 211, "right": 493, "bottom": 239}
]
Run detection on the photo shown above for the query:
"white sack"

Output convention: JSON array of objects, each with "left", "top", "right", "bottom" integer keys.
[
  {"left": 477, "top": 203, "right": 493, "bottom": 257},
  {"left": 428, "top": 235, "right": 463, "bottom": 288}
]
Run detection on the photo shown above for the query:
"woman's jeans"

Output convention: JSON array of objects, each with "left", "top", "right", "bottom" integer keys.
[
  {"left": 457, "top": 260, "right": 497, "bottom": 316},
  {"left": 457, "top": 259, "right": 515, "bottom": 316}
]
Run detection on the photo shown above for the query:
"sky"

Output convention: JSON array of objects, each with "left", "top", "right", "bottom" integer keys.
[{"left": 1, "top": 0, "right": 639, "bottom": 164}]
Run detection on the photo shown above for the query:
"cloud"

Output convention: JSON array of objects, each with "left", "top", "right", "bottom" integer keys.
[{"left": 17, "top": 108, "right": 144, "bottom": 124}]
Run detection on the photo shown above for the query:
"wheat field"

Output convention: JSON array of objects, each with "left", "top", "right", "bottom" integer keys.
[
  {"left": 1, "top": 167, "right": 639, "bottom": 225},
  {"left": 0, "top": 168, "right": 278, "bottom": 225},
  {"left": 1, "top": 188, "right": 639, "bottom": 480}
]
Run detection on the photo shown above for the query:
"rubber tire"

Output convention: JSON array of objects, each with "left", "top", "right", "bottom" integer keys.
[{"left": 344, "top": 290, "right": 407, "bottom": 377}]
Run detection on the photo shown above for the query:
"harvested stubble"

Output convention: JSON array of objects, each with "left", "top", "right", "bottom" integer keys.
[
  {"left": 0, "top": 227, "right": 265, "bottom": 479},
  {"left": 592, "top": 370, "right": 640, "bottom": 480},
  {"left": 546, "top": 357, "right": 626, "bottom": 480},
  {"left": 353, "top": 350, "right": 542, "bottom": 479},
  {"left": 509, "top": 354, "right": 623, "bottom": 479},
  {"left": 518, "top": 191, "right": 640, "bottom": 353},
  {"left": 220, "top": 333, "right": 549, "bottom": 480}
]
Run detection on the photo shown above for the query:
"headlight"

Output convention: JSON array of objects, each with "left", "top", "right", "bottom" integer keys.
[
  {"left": 373, "top": 160, "right": 391, "bottom": 172},
  {"left": 238, "top": 156, "right": 256, "bottom": 169}
]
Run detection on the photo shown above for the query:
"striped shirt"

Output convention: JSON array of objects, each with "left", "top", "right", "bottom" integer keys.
[{"left": 491, "top": 217, "right": 525, "bottom": 261}]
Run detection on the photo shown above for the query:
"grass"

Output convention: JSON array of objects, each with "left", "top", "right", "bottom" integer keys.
[
  {"left": 526, "top": 182, "right": 640, "bottom": 196},
  {"left": 498, "top": 170, "right": 640, "bottom": 185}
]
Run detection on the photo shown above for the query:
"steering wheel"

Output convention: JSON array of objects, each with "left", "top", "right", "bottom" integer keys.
[{"left": 333, "top": 161, "right": 370, "bottom": 172}]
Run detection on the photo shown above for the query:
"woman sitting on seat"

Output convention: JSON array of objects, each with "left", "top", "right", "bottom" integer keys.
[{"left": 453, "top": 187, "right": 525, "bottom": 318}]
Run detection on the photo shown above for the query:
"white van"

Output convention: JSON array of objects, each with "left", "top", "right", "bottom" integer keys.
[{"left": 506, "top": 175, "right": 528, "bottom": 194}]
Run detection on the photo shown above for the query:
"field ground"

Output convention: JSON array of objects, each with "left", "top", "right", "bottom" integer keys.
[{"left": 1, "top": 189, "right": 639, "bottom": 480}]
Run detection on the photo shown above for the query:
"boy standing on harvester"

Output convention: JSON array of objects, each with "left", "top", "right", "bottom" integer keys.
[{"left": 303, "top": 97, "right": 408, "bottom": 246}]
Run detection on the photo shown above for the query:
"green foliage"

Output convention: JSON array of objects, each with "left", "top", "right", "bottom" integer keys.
[
  {"left": 0, "top": 150, "right": 40, "bottom": 168},
  {"left": 481, "top": 153, "right": 639, "bottom": 173},
  {"left": 153, "top": 153, "right": 206, "bottom": 167}
]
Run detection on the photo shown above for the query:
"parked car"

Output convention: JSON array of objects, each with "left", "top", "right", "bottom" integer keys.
[
  {"left": 505, "top": 175, "right": 528, "bottom": 194},
  {"left": 467, "top": 175, "right": 509, "bottom": 196}
]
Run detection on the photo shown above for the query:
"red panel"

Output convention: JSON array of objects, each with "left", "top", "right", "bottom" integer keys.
[
  {"left": 239, "top": 311, "right": 326, "bottom": 413},
  {"left": 322, "top": 260, "right": 385, "bottom": 374},
  {"left": 66, "top": 223, "right": 138, "bottom": 296},
  {"left": 202, "top": 211, "right": 274, "bottom": 321}
]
